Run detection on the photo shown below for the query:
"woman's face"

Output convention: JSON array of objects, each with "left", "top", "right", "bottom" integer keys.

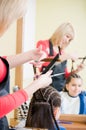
[
  {"left": 59, "top": 34, "right": 72, "bottom": 50},
  {"left": 66, "top": 78, "right": 82, "bottom": 97}
]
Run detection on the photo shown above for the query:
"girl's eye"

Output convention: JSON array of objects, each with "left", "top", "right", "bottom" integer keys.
[
  {"left": 78, "top": 85, "right": 82, "bottom": 87},
  {"left": 66, "top": 35, "right": 69, "bottom": 38},
  {"left": 72, "top": 84, "right": 76, "bottom": 87}
]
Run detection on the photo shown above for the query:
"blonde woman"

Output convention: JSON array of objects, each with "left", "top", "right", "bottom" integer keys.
[
  {"left": 36, "top": 22, "right": 84, "bottom": 91},
  {"left": 0, "top": 0, "right": 52, "bottom": 130}
]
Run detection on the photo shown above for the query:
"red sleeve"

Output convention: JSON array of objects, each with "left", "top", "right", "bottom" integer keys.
[
  {"left": 0, "top": 58, "right": 7, "bottom": 82},
  {"left": 36, "top": 40, "right": 50, "bottom": 55},
  {"left": 0, "top": 90, "right": 28, "bottom": 118},
  {"left": 2, "top": 56, "right": 7, "bottom": 59},
  {"left": 65, "top": 68, "right": 70, "bottom": 78}
]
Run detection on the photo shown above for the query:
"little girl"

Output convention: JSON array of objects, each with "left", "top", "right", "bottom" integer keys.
[
  {"left": 60, "top": 73, "right": 86, "bottom": 114},
  {"left": 16, "top": 86, "right": 66, "bottom": 130}
]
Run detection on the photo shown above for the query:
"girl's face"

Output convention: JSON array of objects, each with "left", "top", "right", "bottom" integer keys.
[
  {"left": 66, "top": 78, "right": 82, "bottom": 97},
  {"left": 59, "top": 34, "right": 72, "bottom": 49}
]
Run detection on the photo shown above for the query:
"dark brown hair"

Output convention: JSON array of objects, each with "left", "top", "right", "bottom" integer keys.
[{"left": 25, "top": 86, "right": 61, "bottom": 130}]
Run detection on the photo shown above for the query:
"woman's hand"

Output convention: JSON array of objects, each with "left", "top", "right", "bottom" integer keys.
[
  {"left": 24, "top": 70, "right": 53, "bottom": 97},
  {"left": 60, "top": 51, "right": 79, "bottom": 62},
  {"left": 75, "top": 63, "right": 85, "bottom": 73},
  {"left": 36, "top": 70, "right": 53, "bottom": 88},
  {"left": 29, "top": 60, "right": 43, "bottom": 68},
  {"left": 30, "top": 47, "right": 47, "bottom": 61}
]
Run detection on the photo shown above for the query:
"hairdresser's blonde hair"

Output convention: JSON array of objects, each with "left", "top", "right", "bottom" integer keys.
[
  {"left": 0, "top": 0, "right": 29, "bottom": 30},
  {"left": 50, "top": 22, "right": 75, "bottom": 46}
]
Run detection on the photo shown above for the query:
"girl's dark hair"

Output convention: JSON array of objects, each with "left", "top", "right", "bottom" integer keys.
[
  {"left": 63, "top": 73, "right": 82, "bottom": 92},
  {"left": 25, "top": 86, "right": 61, "bottom": 130}
]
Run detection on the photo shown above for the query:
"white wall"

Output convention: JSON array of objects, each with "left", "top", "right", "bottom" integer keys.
[{"left": 22, "top": 0, "right": 36, "bottom": 87}]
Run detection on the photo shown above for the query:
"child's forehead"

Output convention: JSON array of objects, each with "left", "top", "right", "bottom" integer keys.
[
  {"left": 71, "top": 77, "right": 81, "bottom": 80},
  {"left": 70, "top": 77, "right": 82, "bottom": 83}
]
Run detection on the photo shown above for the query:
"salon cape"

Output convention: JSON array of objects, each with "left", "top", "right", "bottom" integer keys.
[
  {"left": 60, "top": 91, "right": 86, "bottom": 114},
  {"left": 79, "top": 91, "right": 86, "bottom": 114}
]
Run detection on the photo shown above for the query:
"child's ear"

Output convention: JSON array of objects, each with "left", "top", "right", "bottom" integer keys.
[
  {"left": 54, "top": 107, "right": 60, "bottom": 119},
  {"left": 54, "top": 108, "right": 58, "bottom": 116},
  {"left": 65, "top": 84, "right": 69, "bottom": 91}
]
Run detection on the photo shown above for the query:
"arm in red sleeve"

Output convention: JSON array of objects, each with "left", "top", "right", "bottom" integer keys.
[
  {"left": 0, "top": 58, "right": 7, "bottom": 82},
  {"left": 0, "top": 90, "right": 28, "bottom": 118},
  {"left": 36, "top": 40, "right": 49, "bottom": 55},
  {"left": 65, "top": 68, "right": 71, "bottom": 78},
  {"left": 36, "top": 40, "right": 54, "bottom": 68}
]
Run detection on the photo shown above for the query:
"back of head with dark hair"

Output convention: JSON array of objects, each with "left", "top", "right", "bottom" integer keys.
[{"left": 25, "top": 86, "right": 61, "bottom": 130}]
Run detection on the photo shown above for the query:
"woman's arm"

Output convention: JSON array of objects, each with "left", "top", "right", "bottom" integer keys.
[
  {"left": 6, "top": 48, "right": 44, "bottom": 69},
  {"left": 0, "top": 90, "right": 28, "bottom": 118},
  {"left": 0, "top": 70, "right": 52, "bottom": 118}
]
